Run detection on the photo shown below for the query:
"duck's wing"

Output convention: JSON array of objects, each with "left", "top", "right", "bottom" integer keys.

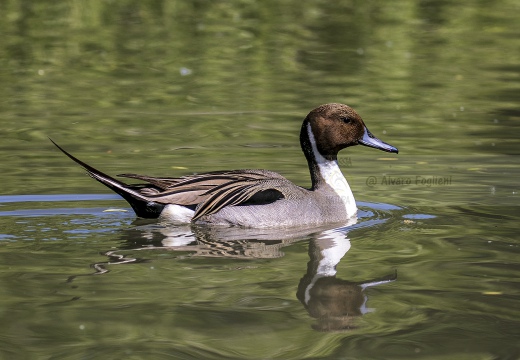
[
  {"left": 118, "top": 169, "right": 286, "bottom": 190},
  {"left": 190, "top": 175, "right": 303, "bottom": 221},
  {"left": 121, "top": 170, "right": 304, "bottom": 220}
]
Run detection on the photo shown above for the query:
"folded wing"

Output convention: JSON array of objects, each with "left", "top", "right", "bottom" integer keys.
[{"left": 119, "top": 170, "right": 303, "bottom": 220}]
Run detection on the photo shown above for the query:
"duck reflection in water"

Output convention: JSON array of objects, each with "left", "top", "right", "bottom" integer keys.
[
  {"left": 84, "top": 217, "right": 396, "bottom": 332},
  {"left": 297, "top": 227, "right": 396, "bottom": 331}
]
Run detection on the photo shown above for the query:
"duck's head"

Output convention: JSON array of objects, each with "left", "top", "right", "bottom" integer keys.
[{"left": 302, "top": 103, "right": 398, "bottom": 161}]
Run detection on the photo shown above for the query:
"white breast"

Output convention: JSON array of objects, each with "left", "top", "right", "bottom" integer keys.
[{"left": 307, "top": 123, "right": 357, "bottom": 217}]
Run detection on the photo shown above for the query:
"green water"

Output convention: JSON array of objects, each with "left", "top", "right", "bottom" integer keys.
[{"left": 1, "top": 1, "right": 519, "bottom": 359}]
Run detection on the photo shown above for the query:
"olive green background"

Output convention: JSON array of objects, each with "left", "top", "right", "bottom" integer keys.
[{"left": 1, "top": 1, "right": 519, "bottom": 359}]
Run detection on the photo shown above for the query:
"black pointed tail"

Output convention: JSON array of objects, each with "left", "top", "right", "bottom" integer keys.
[{"left": 49, "top": 138, "right": 164, "bottom": 218}]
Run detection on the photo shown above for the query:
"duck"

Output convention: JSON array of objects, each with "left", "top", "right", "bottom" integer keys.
[{"left": 51, "top": 103, "right": 398, "bottom": 228}]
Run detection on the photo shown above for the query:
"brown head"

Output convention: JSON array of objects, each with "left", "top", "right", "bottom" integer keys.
[{"left": 301, "top": 103, "right": 398, "bottom": 162}]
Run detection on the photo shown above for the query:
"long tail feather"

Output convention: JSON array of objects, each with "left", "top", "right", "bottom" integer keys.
[{"left": 49, "top": 138, "right": 164, "bottom": 218}]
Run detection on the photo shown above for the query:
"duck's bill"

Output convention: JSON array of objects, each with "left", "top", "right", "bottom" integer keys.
[{"left": 359, "top": 127, "right": 399, "bottom": 154}]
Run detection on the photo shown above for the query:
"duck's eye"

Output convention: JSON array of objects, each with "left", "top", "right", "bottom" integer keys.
[{"left": 341, "top": 117, "right": 352, "bottom": 124}]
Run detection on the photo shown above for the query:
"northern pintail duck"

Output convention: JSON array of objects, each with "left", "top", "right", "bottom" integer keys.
[{"left": 51, "top": 103, "right": 398, "bottom": 227}]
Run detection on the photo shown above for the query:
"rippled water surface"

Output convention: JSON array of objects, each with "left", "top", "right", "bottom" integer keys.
[{"left": 1, "top": 1, "right": 519, "bottom": 359}]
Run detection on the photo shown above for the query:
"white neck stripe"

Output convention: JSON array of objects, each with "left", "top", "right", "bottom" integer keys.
[{"left": 307, "top": 123, "right": 357, "bottom": 217}]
